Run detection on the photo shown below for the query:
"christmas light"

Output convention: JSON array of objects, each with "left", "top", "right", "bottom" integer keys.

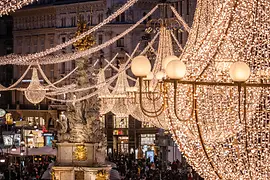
[
  {"left": 0, "top": 0, "right": 37, "bottom": 16},
  {"left": 165, "top": 0, "right": 270, "bottom": 179},
  {"left": 0, "top": 0, "right": 139, "bottom": 64}
]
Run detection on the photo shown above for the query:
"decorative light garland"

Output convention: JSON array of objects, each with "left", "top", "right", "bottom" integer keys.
[
  {"left": 0, "top": 0, "right": 37, "bottom": 16},
  {"left": 7, "top": 6, "right": 158, "bottom": 64},
  {"left": 0, "top": 0, "right": 139, "bottom": 64},
  {"left": 0, "top": 65, "right": 32, "bottom": 91},
  {"left": 164, "top": 0, "right": 270, "bottom": 179}
]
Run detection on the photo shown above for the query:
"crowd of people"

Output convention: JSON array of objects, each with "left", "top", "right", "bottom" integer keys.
[
  {"left": 0, "top": 155, "right": 202, "bottom": 180},
  {"left": 0, "top": 158, "right": 53, "bottom": 180},
  {"left": 109, "top": 155, "right": 203, "bottom": 180}
]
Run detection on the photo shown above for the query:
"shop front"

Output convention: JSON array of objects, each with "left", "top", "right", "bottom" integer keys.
[
  {"left": 8, "top": 109, "right": 58, "bottom": 130},
  {"left": 24, "top": 129, "right": 44, "bottom": 148},
  {"left": 139, "top": 134, "right": 157, "bottom": 159},
  {"left": 43, "top": 132, "right": 55, "bottom": 147},
  {"left": 113, "top": 129, "right": 129, "bottom": 155},
  {"left": 2, "top": 131, "right": 21, "bottom": 147}
]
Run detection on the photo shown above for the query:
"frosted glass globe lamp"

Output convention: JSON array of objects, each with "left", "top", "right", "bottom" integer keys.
[
  {"left": 229, "top": 62, "right": 250, "bottom": 82},
  {"left": 162, "top": 55, "right": 179, "bottom": 70},
  {"left": 165, "top": 60, "right": 186, "bottom": 79},
  {"left": 131, "top": 56, "right": 151, "bottom": 77}
]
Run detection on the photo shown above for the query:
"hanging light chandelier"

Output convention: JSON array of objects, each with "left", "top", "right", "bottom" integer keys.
[
  {"left": 99, "top": 64, "right": 133, "bottom": 118},
  {"left": 130, "top": 0, "right": 270, "bottom": 179},
  {"left": 127, "top": 2, "right": 190, "bottom": 129},
  {"left": 25, "top": 67, "right": 47, "bottom": 105}
]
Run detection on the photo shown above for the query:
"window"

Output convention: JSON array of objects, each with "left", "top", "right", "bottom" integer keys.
[
  {"left": 88, "top": 14, "right": 93, "bottom": 25},
  {"left": 61, "top": 62, "right": 66, "bottom": 74},
  {"left": 50, "top": 64, "right": 54, "bottom": 79},
  {"left": 179, "top": 1, "right": 183, "bottom": 16},
  {"left": 116, "top": 12, "right": 125, "bottom": 22},
  {"left": 98, "top": 34, "right": 103, "bottom": 45},
  {"left": 26, "top": 117, "right": 45, "bottom": 126},
  {"left": 49, "top": 38, "right": 54, "bottom": 47},
  {"left": 33, "top": 37, "right": 38, "bottom": 53},
  {"left": 143, "top": 12, "right": 147, "bottom": 24},
  {"left": 79, "top": 14, "right": 84, "bottom": 22},
  {"left": 61, "top": 17, "right": 66, "bottom": 27},
  {"left": 114, "top": 116, "right": 128, "bottom": 128},
  {"left": 40, "top": 37, "right": 45, "bottom": 51},
  {"left": 141, "top": 134, "right": 155, "bottom": 145},
  {"left": 71, "top": 16, "right": 76, "bottom": 27},
  {"left": 120, "top": 13, "right": 125, "bottom": 22},
  {"left": 72, "top": 60, "right": 76, "bottom": 69},
  {"left": 25, "top": 38, "right": 31, "bottom": 54},
  {"left": 62, "top": 37, "right": 66, "bottom": 53},
  {"left": 116, "top": 36, "right": 124, "bottom": 47},
  {"left": 116, "top": 16, "right": 120, "bottom": 22},
  {"left": 98, "top": 13, "right": 103, "bottom": 23}
]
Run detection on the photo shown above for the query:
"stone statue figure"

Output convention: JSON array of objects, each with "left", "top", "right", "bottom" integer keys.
[{"left": 57, "top": 17, "right": 107, "bottom": 165}]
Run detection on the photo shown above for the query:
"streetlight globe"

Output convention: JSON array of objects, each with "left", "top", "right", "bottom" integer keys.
[
  {"left": 166, "top": 60, "right": 186, "bottom": 79},
  {"left": 156, "top": 71, "right": 166, "bottom": 80},
  {"left": 131, "top": 56, "right": 151, "bottom": 77},
  {"left": 229, "top": 62, "right": 250, "bottom": 82},
  {"left": 144, "top": 72, "right": 154, "bottom": 80},
  {"left": 162, "top": 55, "right": 179, "bottom": 70}
]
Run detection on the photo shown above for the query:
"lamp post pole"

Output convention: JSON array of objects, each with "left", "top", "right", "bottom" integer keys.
[{"left": 8, "top": 147, "right": 11, "bottom": 180}]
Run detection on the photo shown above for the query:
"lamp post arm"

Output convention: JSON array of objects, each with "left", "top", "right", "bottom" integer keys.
[{"left": 139, "top": 77, "right": 165, "bottom": 116}]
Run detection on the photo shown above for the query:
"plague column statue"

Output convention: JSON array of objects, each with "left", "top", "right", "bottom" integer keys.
[{"left": 53, "top": 16, "right": 109, "bottom": 180}]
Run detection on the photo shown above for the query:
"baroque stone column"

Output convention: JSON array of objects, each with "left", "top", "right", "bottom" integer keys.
[{"left": 52, "top": 17, "right": 109, "bottom": 180}]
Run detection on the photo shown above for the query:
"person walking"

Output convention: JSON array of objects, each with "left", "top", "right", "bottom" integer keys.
[{"left": 109, "top": 164, "right": 121, "bottom": 180}]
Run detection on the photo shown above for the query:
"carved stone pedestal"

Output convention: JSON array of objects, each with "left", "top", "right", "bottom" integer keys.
[
  {"left": 52, "top": 142, "right": 110, "bottom": 180},
  {"left": 52, "top": 166, "right": 111, "bottom": 180}
]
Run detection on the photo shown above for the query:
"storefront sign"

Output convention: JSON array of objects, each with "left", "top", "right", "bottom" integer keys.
[
  {"left": 2, "top": 134, "right": 21, "bottom": 146},
  {"left": 14, "top": 121, "right": 28, "bottom": 127},
  {"left": 113, "top": 129, "right": 128, "bottom": 135},
  {"left": 42, "top": 133, "right": 53, "bottom": 136},
  {"left": 5, "top": 113, "right": 13, "bottom": 125}
]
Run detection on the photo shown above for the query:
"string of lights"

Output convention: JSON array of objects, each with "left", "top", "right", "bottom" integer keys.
[
  {"left": 46, "top": 66, "right": 79, "bottom": 87},
  {"left": 0, "top": 5, "right": 158, "bottom": 65},
  {"left": 164, "top": 0, "right": 270, "bottom": 179},
  {"left": 46, "top": 54, "right": 135, "bottom": 103},
  {"left": 170, "top": 5, "right": 191, "bottom": 33},
  {"left": 46, "top": 54, "right": 121, "bottom": 96},
  {"left": 0, "top": 0, "right": 138, "bottom": 64},
  {"left": 0, "top": 0, "right": 37, "bottom": 16},
  {"left": 0, "top": 65, "right": 31, "bottom": 91}
]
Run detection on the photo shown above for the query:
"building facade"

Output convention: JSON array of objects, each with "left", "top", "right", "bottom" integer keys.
[{"left": 0, "top": 0, "right": 197, "bottom": 156}]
